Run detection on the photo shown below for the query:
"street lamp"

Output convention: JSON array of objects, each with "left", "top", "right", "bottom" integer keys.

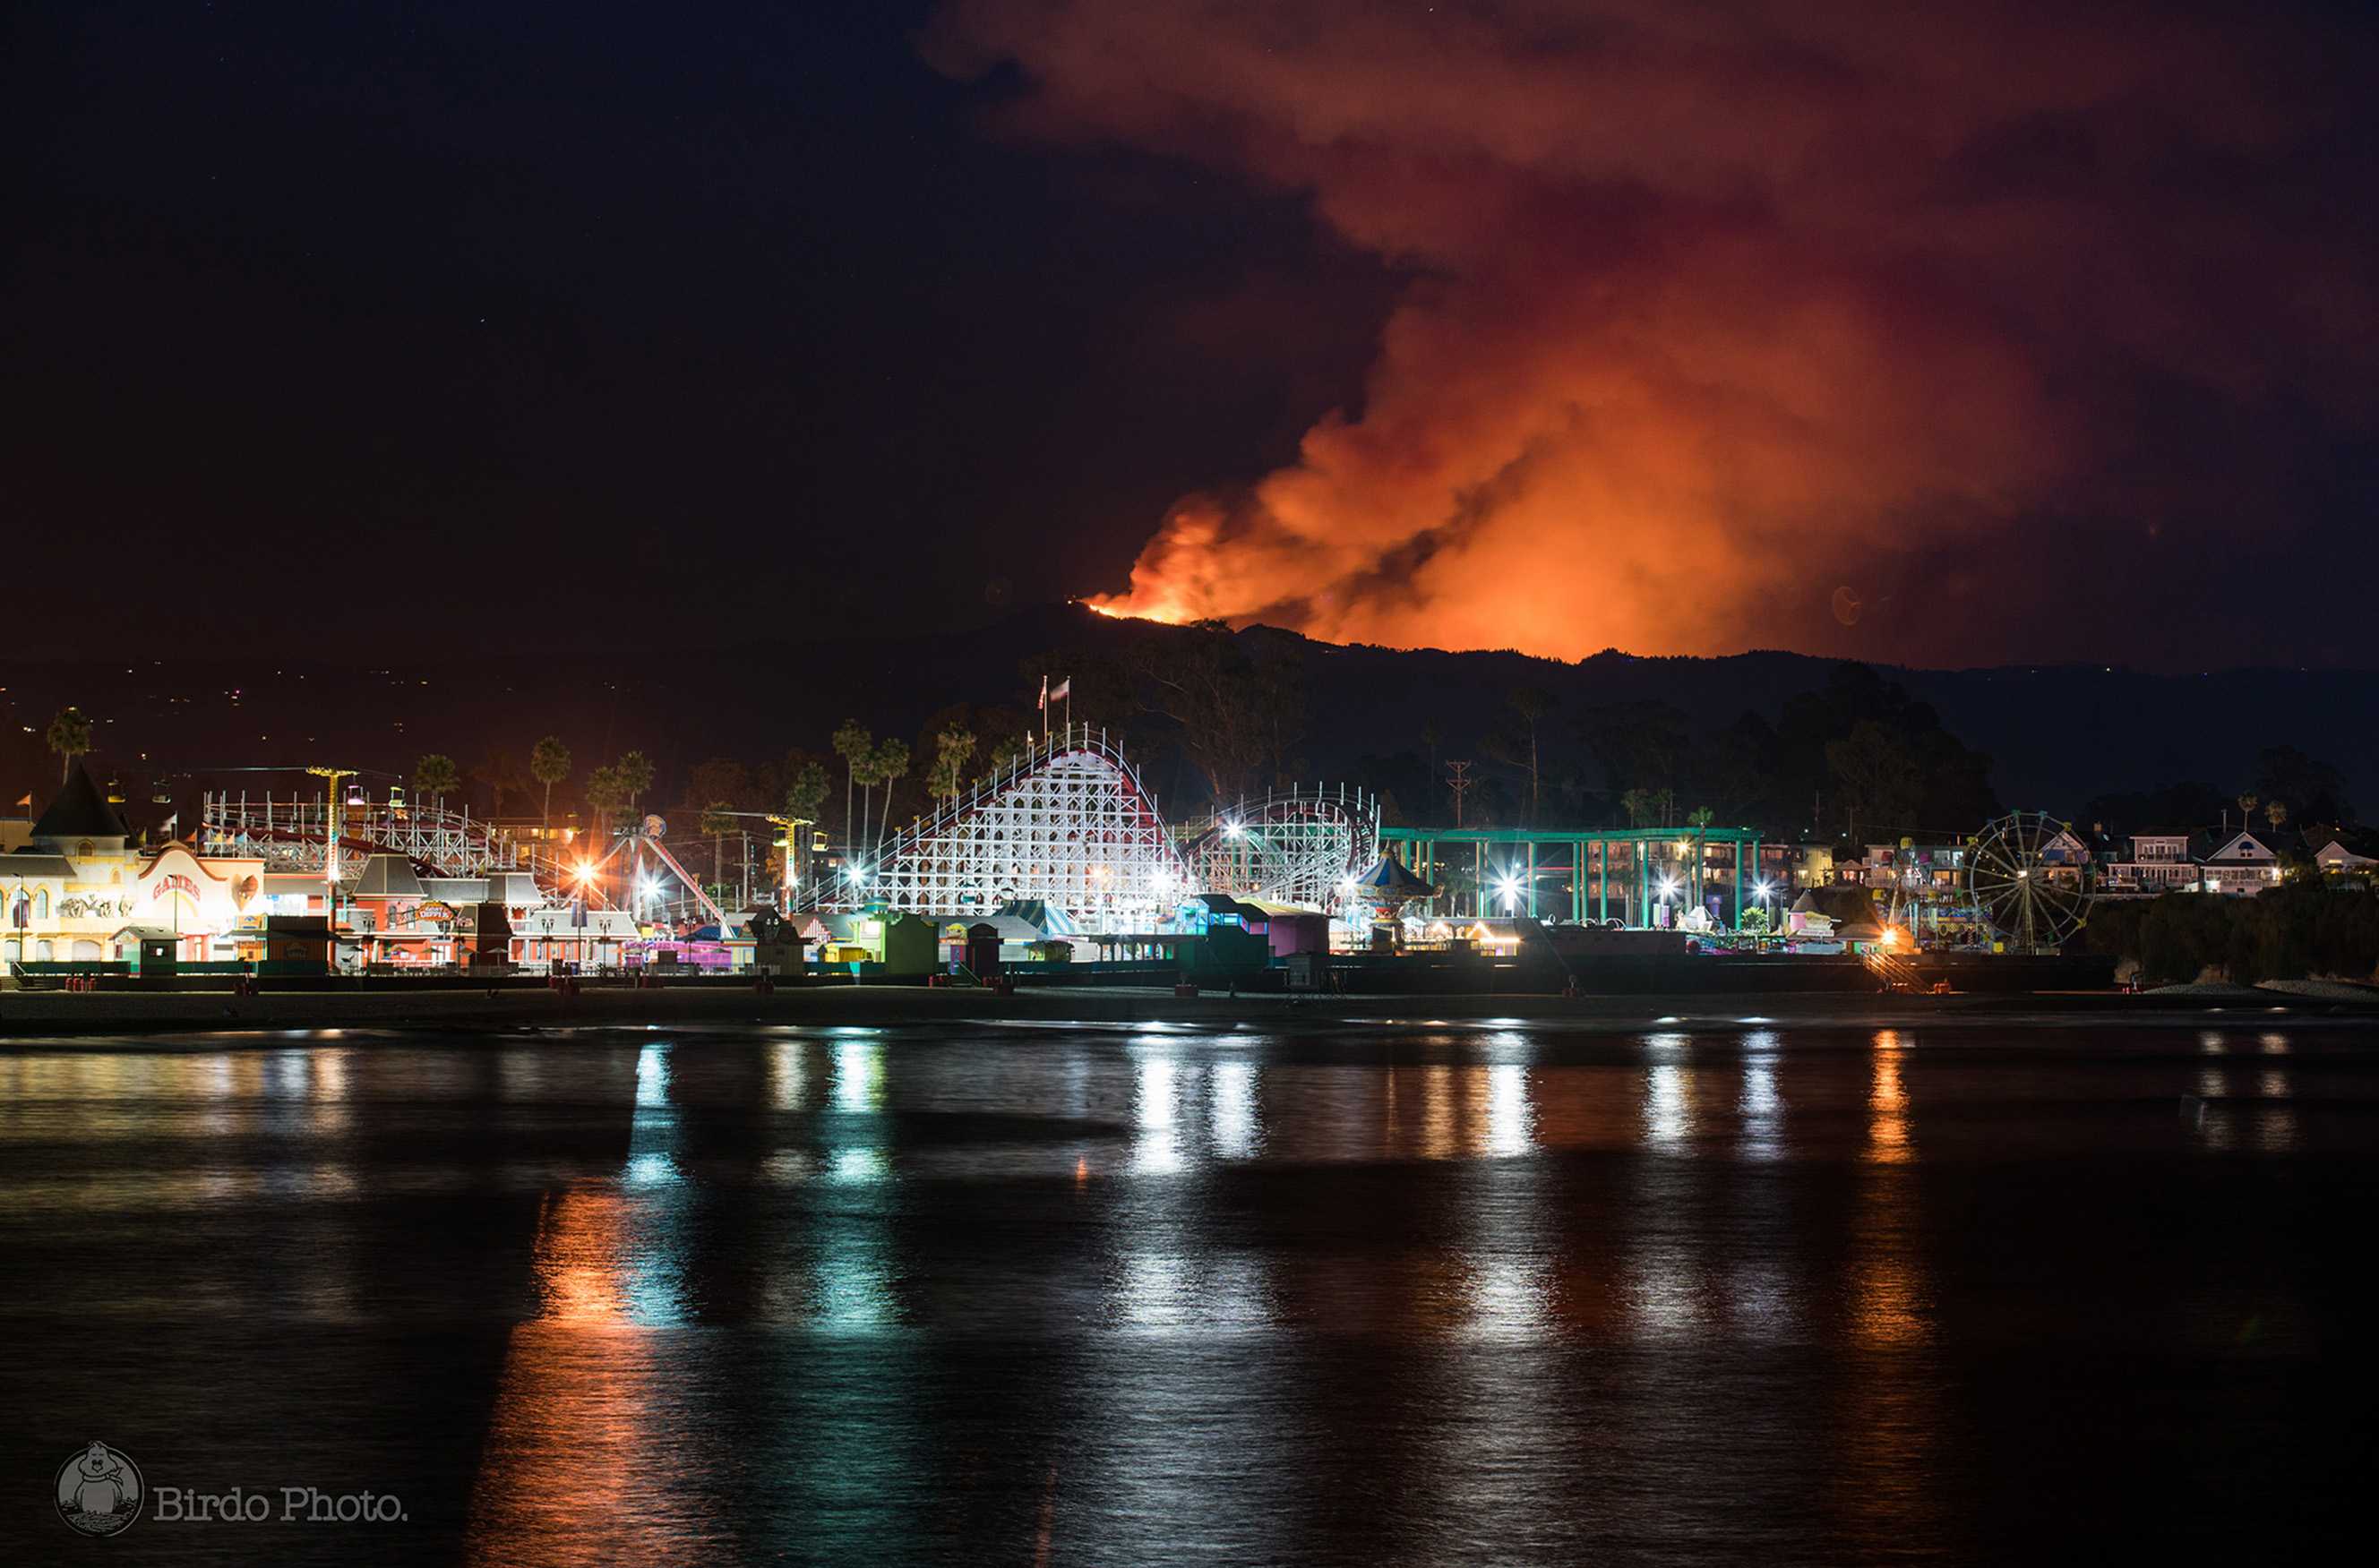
[{"left": 572, "top": 860, "right": 598, "bottom": 972}]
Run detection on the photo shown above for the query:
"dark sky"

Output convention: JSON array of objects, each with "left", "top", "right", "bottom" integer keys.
[
  {"left": 7, "top": 1, "right": 2375, "bottom": 669},
  {"left": 4, "top": 0, "right": 1395, "bottom": 655}
]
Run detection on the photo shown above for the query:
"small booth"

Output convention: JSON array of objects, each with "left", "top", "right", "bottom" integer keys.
[
  {"left": 748, "top": 909, "right": 805, "bottom": 978},
  {"left": 963, "top": 922, "right": 1001, "bottom": 980}
]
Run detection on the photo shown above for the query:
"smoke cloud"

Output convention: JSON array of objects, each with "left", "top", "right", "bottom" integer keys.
[{"left": 928, "top": 0, "right": 2377, "bottom": 665}]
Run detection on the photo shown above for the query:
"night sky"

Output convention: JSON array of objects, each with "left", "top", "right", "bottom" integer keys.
[{"left": 8, "top": 1, "right": 2375, "bottom": 669}]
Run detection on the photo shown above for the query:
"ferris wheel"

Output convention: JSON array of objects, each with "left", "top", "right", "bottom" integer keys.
[{"left": 1968, "top": 810, "right": 2091, "bottom": 952}]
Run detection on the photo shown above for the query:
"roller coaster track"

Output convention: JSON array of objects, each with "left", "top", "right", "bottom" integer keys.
[
  {"left": 199, "top": 791, "right": 563, "bottom": 884},
  {"left": 797, "top": 724, "right": 1188, "bottom": 929}
]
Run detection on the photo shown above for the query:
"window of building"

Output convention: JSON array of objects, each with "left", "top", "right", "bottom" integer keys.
[{"left": 34, "top": 889, "right": 48, "bottom": 920}]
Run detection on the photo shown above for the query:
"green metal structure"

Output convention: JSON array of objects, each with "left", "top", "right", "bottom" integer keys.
[{"left": 1378, "top": 825, "right": 1782, "bottom": 929}]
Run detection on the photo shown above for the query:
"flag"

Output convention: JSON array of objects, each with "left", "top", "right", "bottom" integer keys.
[
  {"left": 13, "top": 793, "right": 28, "bottom": 809},
  {"left": 1050, "top": 677, "right": 1071, "bottom": 702},
  {"left": 1037, "top": 674, "right": 1049, "bottom": 711}
]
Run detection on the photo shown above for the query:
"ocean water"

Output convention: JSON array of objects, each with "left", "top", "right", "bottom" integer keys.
[{"left": 0, "top": 1016, "right": 2370, "bottom": 1564}]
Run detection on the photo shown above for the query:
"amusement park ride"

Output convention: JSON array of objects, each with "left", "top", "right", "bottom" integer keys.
[
  {"left": 196, "top": 750, "right": 2096, "bottom": 954},
  {"left": 1877, "top": 810, "right": 2093, "bottom": 955},
  {"left": 201, "top": 768, "right": 543, "bottom": 879},
  {"left": 792, "top": 724, "right": 1382, "bottom": 928}
]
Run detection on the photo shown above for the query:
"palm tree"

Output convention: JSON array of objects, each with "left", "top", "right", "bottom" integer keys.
[
  {"left": 616, "top": 751, "right": 655, "bottom": 823},
  {"left": 851, "top": 748, "right": 880, "bottom": 861},
  {"left": 784, "top": 762, "right": 829, "bottom": 888},
  {"left": 2265, "top": 800, "right": 2289, "bottom": 831},
  {"left": 46, "top": 707, "right": 93, "bottom": 783},
  {"left": 2236, "top": 793, "right": 2258, "bottom": 834},
  {"left": 584, "top": 764, "right": 627, "bottom": 841},
  {"left": 471, "top": 750, "right": 528, "bottom": 818},
  {"left": 1620, "top": 787, "right": 1653, "bottom": 827},
  {"left": 932, "top": 727, "right": 976, "bottom": 805},
  {"left": 530, "top": 735, "right": 571, "bottom": 834},
  {"left": 700, "top": 801, "right": 738, "bottom": 895},
  {"left": 872, "top": 738, "right": 911, "bottom": 853},
  {"left": 414, "top": 753, "right": 460, "bottom": 810},
  {"left": 1687, "top": 806, "right": 1715, "bottom": 915},
  {"left": 1507, "top": 688, "right": 1554, "bottom": 824},
  {"left": 978, "top": 736, "right": 1025, "bottom": 788},
  {"left": 831, "top": 721, "right": 872, "bottom": 853}
]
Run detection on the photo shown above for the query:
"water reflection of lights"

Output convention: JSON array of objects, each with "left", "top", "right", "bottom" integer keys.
[
  {"left": 1485, "top": 1062, "right": 1533, "bottom": 1157},
  {"left": 811, "top": 1237, "right": 899, "bottom": 1331},
  {"left": 2256, "top": 1092, "right": 2300, "bottom": 1152},
  {"left": 1738, "top": 1033, "right": 1783, "bottom": 1161},
  {"left": 619, "top": 1044, "right": 688, "bottom": 1323},
  {"left": 1866, "top": 1030, "right": 1911, "bottom": 1165},
  {"left": 624, "top": 1046, "right": 680, "bottom": 1191},
  {"left": 1463, "top": 1255, "right": 1552, "bottom": 1341},
  {"left": 830, "top": 1147, "right": 889, "bottom": 1185},
  {"left": 1210, "top": 1059, "right": 1260, "bottom": 1160},
  {"left": 474, "top": 1188, "right": 677, "bottom": 1558},
  {"left": 769, "top": 1040, "right": 808, "bottom": 1110},
  {"left": 2258, "top": 1032, "right": 2291, "bottom": 1055},
  {"left": 528, "top": 1186, "right": 633, "bottom": 1322},
  {"left": 1113, "top": 1252, "right": 1192, "bottom": 1329},
  {"left": 1627, "top": 1239, "right": 1705, "bottom": 1341},
  {"left": 1643, "top": 1036, "right": 1690, "bottom": 1151},
  {"left": 1851, "top": 1032, "right": 1928, "bottom": 1345},
  {"left": 760, "top": 1149, "right": 814, "bottom": 1184},
  {"left": 1132, "top": 1057, "right": 1183, "bottom": 1174},
  {"left": 1420, "top": 1062, "right": 1456, "bottom": 1160},
  {"left": 833, "top": 1040, "right": 881, "bottom": 1113}
]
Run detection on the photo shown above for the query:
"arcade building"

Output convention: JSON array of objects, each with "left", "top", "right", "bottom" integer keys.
[{"left": 4, "top": 764, "right": 268, "bottom": 965}]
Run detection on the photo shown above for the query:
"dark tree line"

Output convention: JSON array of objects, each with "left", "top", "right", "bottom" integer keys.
[{"left": 2089, "top": 878, "right": 2379, "bottom": 984}]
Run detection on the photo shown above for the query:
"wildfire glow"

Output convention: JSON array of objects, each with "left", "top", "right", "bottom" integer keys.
[{"left": 943, "top": 0, "right": 2375, "bottom": 667}]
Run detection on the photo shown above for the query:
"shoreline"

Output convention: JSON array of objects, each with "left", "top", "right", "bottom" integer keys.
[{"left": 3, "top": 982, "right": 2374, "bottom": 1040}]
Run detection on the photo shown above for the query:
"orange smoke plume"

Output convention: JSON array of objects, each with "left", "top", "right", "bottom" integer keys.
[{"left": 934, "top": 0, "right": 2378, "bottom": 664}]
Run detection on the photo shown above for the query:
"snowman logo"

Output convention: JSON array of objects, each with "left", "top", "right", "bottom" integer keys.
[{"left": 54, "top": 1441, "right": 144, "bottom": 1538}]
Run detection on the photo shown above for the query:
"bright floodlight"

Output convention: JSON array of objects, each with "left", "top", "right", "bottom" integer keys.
[
  {"left": 1222, "top": 818, "right": 1242, "bottom": 840},
  {"left": 1494, "top": 872, "right": 1521, "bottom": 910},
  {"left": 1756, "top": 879, "right": 1773, "bottom": 897},
  {"left": 1659, "top": 877, "right": 1679, "bottom": 897}
]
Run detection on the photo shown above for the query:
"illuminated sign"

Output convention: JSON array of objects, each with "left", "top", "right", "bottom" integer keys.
[
  {"left": 415, "top": 901, "right": 456, "bottom": 923},
  {"left": 150, "top": 873, "right": 199, "bottom": 903}
]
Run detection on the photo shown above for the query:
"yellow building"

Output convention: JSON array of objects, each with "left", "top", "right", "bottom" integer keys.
[{"left": 3, "top": 764, "right": 266, "bottom": 966}]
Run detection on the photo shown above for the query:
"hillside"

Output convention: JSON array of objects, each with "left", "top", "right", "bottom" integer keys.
[{"left": 2, "top": 604, "right": 2367, "bottom": 833}]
